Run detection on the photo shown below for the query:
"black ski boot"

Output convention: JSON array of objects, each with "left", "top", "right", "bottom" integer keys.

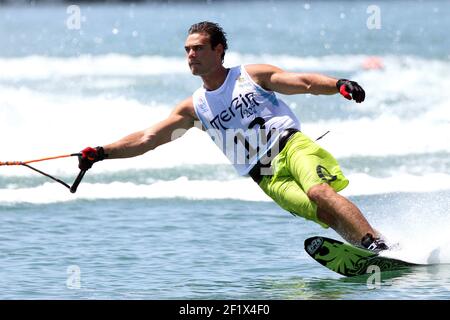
[{"left": 361, "top": 233, "right": 389, "bottom": 253}]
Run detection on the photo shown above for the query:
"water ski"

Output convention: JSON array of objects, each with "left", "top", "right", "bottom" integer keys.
[{"left": 304, "top": 236, "right": 425, "bottom": 277}]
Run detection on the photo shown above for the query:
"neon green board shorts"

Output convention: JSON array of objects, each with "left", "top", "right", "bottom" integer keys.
[{"left": 258, "top": 132, "right": 349, "bottom": 228}]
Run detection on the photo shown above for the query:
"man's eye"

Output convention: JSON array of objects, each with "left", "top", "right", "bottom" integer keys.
[{"left": 185, "top": 46, "right": 203, "bottom": 53}]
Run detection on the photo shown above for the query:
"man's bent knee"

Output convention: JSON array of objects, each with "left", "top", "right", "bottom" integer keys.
[{"left": 307, "top": 183, "right": 336, "bottom": 203}]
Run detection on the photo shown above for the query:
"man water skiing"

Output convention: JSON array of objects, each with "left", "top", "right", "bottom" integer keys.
[{"left": 78, "top": 21, "right": 388, "bottom": 252}]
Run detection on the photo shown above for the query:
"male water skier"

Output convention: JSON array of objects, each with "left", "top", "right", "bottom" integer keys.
[{"left": 78, "top": 21, "right": 388, "bottom": 252}]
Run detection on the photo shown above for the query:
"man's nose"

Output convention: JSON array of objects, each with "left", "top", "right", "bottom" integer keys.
[{"left": 187, "top": 48, "right": 196, "bottom": 58}]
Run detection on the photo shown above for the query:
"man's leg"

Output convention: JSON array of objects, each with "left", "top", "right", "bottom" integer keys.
[
  {"left": 280, "top": 132, "right": 382, "bottom": 246},
  {"left": 307, "top": 183, "right": 377, "bottom": 246},
  {"left": 261, "top": 132, "right": 387, "bottom": 250}
]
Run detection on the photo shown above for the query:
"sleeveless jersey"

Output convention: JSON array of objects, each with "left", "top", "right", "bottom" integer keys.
[{"left": 193, "top": 65, "right": 301, "bottom": 176}]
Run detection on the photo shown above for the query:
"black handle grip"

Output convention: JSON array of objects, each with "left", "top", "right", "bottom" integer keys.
[{"left": 70, "top": 170, "right": 86, "bottom": 194}]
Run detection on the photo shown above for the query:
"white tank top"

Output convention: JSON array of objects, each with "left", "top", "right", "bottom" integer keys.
[{"left": 193, "top": 65, "right": 301, "bottom": 176}]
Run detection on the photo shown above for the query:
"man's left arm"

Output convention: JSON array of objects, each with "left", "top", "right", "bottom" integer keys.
[{"left": 245, "top": 64, "right": 365, "bottom": 103}]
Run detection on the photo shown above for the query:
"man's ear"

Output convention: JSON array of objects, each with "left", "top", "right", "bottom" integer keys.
[{"left": 214, "top": 43, "right": 224, "bottom": 58}]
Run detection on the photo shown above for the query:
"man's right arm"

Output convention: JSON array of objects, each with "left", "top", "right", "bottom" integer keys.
[
  {"left": 78, "top": 97, "right": 197, "bottom": 170},
  {"left": 103, "top": 97, "right": 196, "bottom": 159}
]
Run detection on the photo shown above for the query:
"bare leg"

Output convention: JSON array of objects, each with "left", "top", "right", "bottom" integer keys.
[{"left": 307, "top": 183, "right": 378, "bottom": 246}]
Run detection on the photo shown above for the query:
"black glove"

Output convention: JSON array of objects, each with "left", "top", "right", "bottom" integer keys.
[
  {"left": 336, "top": 79, "right": 365, "bottom": 103},
  {"left": 78, "top": 146, "right": 107, "bottom": 171}
]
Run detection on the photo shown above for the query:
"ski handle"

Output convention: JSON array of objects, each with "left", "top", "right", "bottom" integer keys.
[{"left": 70, "top": 170, "right": 86, "bottom": 194}]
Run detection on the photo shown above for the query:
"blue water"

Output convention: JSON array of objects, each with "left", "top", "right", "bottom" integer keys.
[{"left": 0, "top": 1, "right": 449, "bottom": 299}]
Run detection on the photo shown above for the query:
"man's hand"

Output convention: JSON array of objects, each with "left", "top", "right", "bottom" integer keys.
[
  {"left": 78, "top": 146, "right": 107, "bottom": 170},
  {"left": 336, "top": 79, "right": 365, "bottom": 103}
]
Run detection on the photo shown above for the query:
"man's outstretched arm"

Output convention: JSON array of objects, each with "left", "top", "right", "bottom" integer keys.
[
  {"left": 78, "top": 97, "right": 196, "bottom": 169},
  {"left": 245, "top": 64, "right": 365, "bottom": 102}
]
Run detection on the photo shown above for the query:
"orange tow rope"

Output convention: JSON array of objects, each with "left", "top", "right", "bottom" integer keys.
[{"left": 0, "top": 153, "right": 79, "bottom": 166}]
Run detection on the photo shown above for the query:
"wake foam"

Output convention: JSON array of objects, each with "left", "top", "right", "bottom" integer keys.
[
  {"left": 0, "top": 178, "right": 268, "bottom": 205},
  {"left": 376, "top": 193, "right": 450, "bottom": 265},
  {"left": 0, "top": 173, "right": 449, "bottom": 205},
  {"left": 0, "top": 54, "right": 448, "bottom": 79}
]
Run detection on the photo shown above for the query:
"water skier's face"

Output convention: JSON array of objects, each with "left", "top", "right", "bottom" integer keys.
[{"left": 184, "top": 32, "right": 223, "bottom": 76}]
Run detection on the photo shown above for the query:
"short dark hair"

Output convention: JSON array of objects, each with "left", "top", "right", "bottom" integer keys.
[{"left": 188, "top": 21, "right": 228, "bottom": 60}]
